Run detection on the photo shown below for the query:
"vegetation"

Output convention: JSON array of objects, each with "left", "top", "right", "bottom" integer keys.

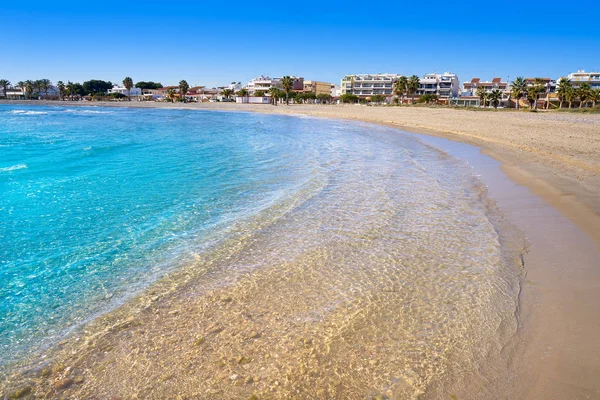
[
  {"left": 254, "top": 90, "right": 265, "bottom": 97},
  {"left": 510, "top": 77, "right": 526, "bottom": 110},
  {"left": 393, "top": 76, "right": 408, "bottom": 103},
  {"left": 316, "top": 93, "right": 331, "bottom": 104},
  {"left": 135, "top": 81, "right": 162, "bottom": 90},
  {"left": 340, "top": 93, "right": 359, "bottom": 104},
  {"left": 370, "top": 94, "right": 386, "bottom": 104},
  {"left": 268, "top": 87, "right": 281, "bottom": 105},
  {"left": 237, "top": 88, "right": 248, "bottom": 97},
  {"left": 122, "top": 77, "right": 134, "bottom": 100},
  {"left": 476, "top": 86, "right": 487, "bottom": 108},
  {"left": 0, "top": 79, "right": 10, "bottom": 98},
  {"left": 576, "top": 83, "right": 591, "bottom": 109},
  {"left": 221, "top": 88, "right": 233, "bottom": 99},
  {"left": 556, "top": 77, "right": 572, "bottom": 109},
  {"left": 418, "top": 94, "right": 438, "bottom": 104},
  {"left": 83, "top": 80, "right": 113, "bottom": 95},
  {"left": 178, "top": 80, "right": 189, "bottom": 101},
  {"left": 280, "top": 76, "right": 294, "bottom": 105},
  {"left": 407, "top": 75, "right": 420, "bottom": 104},
  {"left": 166, "top": 88, "right": 176, "bottom": 102},
  {"left": 488, "top": 89, "right": 502, "bottom": 109}
]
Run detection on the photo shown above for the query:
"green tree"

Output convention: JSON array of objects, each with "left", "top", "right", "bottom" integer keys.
[
  {"left": 281, "top": 76, "right": 294, "bottom": 105},
  {"left": 0, "top": 79, "right": 10, "bottom": 98},
  {"left": 179, "top": 80, "right": 189, "bottom": 102},
  {"left": 577, "top": 83, "right": 591, "bottom": 108},
  {"left": 476, "top": 86, "right": 487, "bottom": 108},
  {"left": 419, "top": 94, "right": 438, "bottom": 104},
  {"left": 135, "top": 81, "right": 162, "bottom": 90},
  {"left": 371, "top": 94, "right": 386, "bottom": 104},
  {"left": 316, "top": 93, "right": 331, "bottom": 104},
  {"left": 510, "top": 77, "right": 527, "bottom": 110},
  {"left": 38, "top": 79, "right": 52, "bottom": 99},
  {"left": 556, "top": 77, "right": 572, "bottom": 109},
  {"left": 57, "top": 81, "right": 66, "bottom": 100},
  {"left": 407, "top": 75, "right": 420, "bottom": 104},
  {"left": 237, "top": 88, "right": 248, "bottom": 97},
  {"left": 82, "top": 80, "right": 113, "bottom": 95},
  {"left": 254, "top": 90, "right": 265, "bottom": 97},
  {"left": 565, "top": 86, "right": 576, "bottom": 109},
  {"left": 268, "top": 87, "right": 280, "bottom": 105},
  {"left": 488, "top": 89, "right": 502, "bottom": 109},
  {"left": 221, "top": 88, "right": 233, "bottom": 99},
  {"left": 295, "top": 92, "right": 305, "bottom": 104},
  {"left": 340, "top": 93, "right": 359, "bottom": 104},
  {"left": 590, "top": 88, "right": 600, "bottom": 108},
  {"left": 24, "top": 80, "right": 35, "bottom": 99},
  {"left": 393, "top": 76, "right": 408, "bottom": 104},
  {"left": 123, "top": 77, "right": 134, "bottom": 101},
  {"left": 526, "top": 83, "right": 544, "bottom": 110},
  {"left": 166, "top": 88, "right": 176, "bottom": 102}
]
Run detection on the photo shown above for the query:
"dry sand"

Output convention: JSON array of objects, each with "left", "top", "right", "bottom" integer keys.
[{"left": 1, "top": 101, "right": 599, "bottom": 399}]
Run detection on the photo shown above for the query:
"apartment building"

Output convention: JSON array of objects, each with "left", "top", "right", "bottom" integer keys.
[
  {"left": 566, "top": 70, "right": 600, "bottom": 89},
  {"left": 416, "top": 72, "right": 460, "bottom": 101},
  {"left": 340, "top": 74, "right": 399, "bottom": 97},
  {"left": 302, "top": 80, "right": 331, "bottom": 96},
  {"left": 457, "top": 77, "right": 510, "bottom": 107},
  {"left": 246, "top": 76, "right": 304, "bottom": 95},
  {"left": 107, "top": 85, "right": 142, "bottom": 97}
]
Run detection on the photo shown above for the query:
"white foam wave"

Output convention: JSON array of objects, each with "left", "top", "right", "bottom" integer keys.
[
  {"left": 8, "top": 110, "right": 48, "bottom": 115},
  {"left": 64, "top": 109, "right": 113, "bottom": 114},
  {"left": 0, "top": 164, "right": 28, "bottom": 172}
]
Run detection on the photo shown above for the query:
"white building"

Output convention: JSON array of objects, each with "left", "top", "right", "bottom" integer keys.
[
  {"left": 246, "top": 76, "right": 282, "bottom": 95},
  {"left": 107, "top": 85, "right": 142, "bottom": 97},
  {"left": 416, "top": 72, "right": 460, "bottom": 100},
  {"left": 228, "top": 81, "right": 243, "bottom": 92},
  {"left": 340, "top": 73, "right": 400, "bottom": 97},
  {"left": 566, "top": 70, "right": 600, "bottom": 89},
  {"left": 330, "top": 84, "right": 341, "bottom": 97}
]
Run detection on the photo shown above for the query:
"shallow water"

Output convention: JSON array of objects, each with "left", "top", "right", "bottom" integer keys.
[{"left": 0, "top": 105, "right": 524, "bottom": 397}]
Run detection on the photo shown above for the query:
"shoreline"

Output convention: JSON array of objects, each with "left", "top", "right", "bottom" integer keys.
[{"left": 1, "top": 101, "right": 599, "bottom": 398}]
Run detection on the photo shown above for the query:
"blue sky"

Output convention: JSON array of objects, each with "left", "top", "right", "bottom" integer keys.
[{"left": 3, "top": 0, "right": 599, "bottom": 87}]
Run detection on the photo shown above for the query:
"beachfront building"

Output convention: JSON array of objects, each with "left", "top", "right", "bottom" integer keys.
[
  {"left": 107, "top": 85, "right": 142, "bottom": 98},
  {"left": 454, "top": 77, "right": 511, "bottom": 107},
  {"left": 566, "top": 70, "right": 600, "bottom": 89},
  {"left": 525, "top": 78, "right": 557, "bottom": 109},
  {"left": 302, "top": 80, "right": 331, "bottom": 96},
  {"left": 245, "top": 76, "right": 304, "bottom": 96},
  {"left": 340, "top": 74, "right": 400, "bottom": 98},
  {"left": 416, "top": 72, "right": 460, "bottom": 102},
  {"left": 330, "top": 84, "right": 341, "bottom": 98}
]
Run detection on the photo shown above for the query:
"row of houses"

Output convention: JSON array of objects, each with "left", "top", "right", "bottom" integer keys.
[{"left": 340, "top": 70, "right": 600, "bottom": 107}]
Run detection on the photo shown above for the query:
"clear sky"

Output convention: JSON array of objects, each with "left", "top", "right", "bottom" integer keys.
[{"left": 3, "top": 0, "right": 599, "bottom": 87}]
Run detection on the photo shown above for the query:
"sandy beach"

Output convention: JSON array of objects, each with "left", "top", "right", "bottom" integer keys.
[{"left": 1, "top": 101, "right": 599, "bottom": 399}]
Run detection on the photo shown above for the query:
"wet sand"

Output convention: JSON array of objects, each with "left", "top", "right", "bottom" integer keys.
[{"left": 1, "top": 101, "right": 599, "bottom": 399}]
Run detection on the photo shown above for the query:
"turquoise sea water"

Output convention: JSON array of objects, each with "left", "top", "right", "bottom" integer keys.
[{"left": 0, "top": 105, "right": 522, "bottom": 393}]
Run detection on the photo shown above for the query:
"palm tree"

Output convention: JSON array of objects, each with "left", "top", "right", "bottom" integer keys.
[
  {"left": 179, "top": 80, "right": 189, "bottom": 102},
  {"left": 254, "top": 90, "right": 265, "bottom": 97},
  {"left": 565, "top": 86, "right": 576, "bottom": 109},
  {"left": 393, "top": 76, "right": 407, "bottom": 104},
  {"left": 38, "top": 79, "right": 52, "bottom": 99},
  {"left": 123, "top": 77, "right": 134, "bottom": 101},
  {"left": 268, "top": 87, "right": 280, "bottom": 105},
  {"left": 488, "top": 89, "right": 502, "bottom": 109},
  {"left": 237, "top": 88, "right": 248, "bottom": 98},
  {"left": 526, "top": 85, "right": 539, "bottom": 110},
  {"left": 281, "top": 76, "right": 294, "bottom": 105},
  {"left": 166, "top": 88, "right": 176, "bottom": 103},
  {"left": 590, "top": 88, "right": 600, "bottom": 108},
  {"left": 0, "top": 79, "right": 10, "bottom": 98},
  {"left": 66, "top": 81, "right": 75, "bottom": 101},
  {"left": 407, "top": 75, "right": 420, "bottom": 104},
  {"left": 577, "top": 83, "right": 591, "bottom": 108},
  {"left": 24, "top": 80, "right": 35, "bottom": 99},
  {"left": 221, "top": 88, "right": 233, "bottom": 100},
  {"left": 476, "top": 86, "right": 487, "bottom": 108},
  {"left": 534, "top": 78, "right": 547, "bottom": 110},
  {"left": 510, "top": 77, "right": 526, "bottom": 110},
  {"left": 57, "top": 81, "right": 66, "bottom": 100},
  {"left": 556, "top": 77, "right": 572, "bottom": 109}
]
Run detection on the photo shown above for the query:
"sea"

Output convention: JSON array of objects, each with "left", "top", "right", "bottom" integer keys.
[{"left": 0, "top": 104, "right": 524, "bottom": 396}]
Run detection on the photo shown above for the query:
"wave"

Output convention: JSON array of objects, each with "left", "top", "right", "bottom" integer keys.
[
  {"left": 8, "top": 110, "right": 48, "bottom": 115},
  {"left": 0, "top": 163, "right": 28, "bottom": 172},
  {"left": 63, "top": 109, "right": 113, "bottom": 114}
]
